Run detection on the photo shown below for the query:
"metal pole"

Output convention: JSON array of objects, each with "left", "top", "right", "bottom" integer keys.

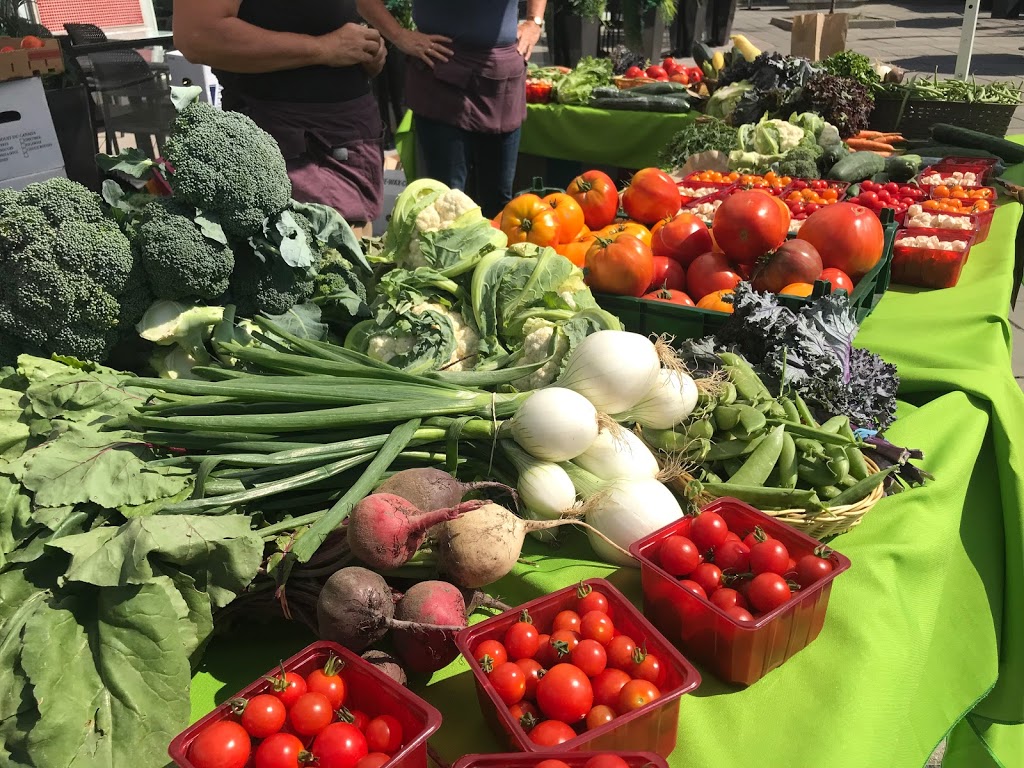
[{"left": 954, "top": 0, "right": 980, "bottom": 79}]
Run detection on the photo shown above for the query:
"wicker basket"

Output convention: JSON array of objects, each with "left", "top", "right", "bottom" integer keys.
[
  {"left": 613, "top": 76, "right": 654, "bottom": 89},
  {"left": 869, "top": 96, "right": 1016, "bottom": 140}
]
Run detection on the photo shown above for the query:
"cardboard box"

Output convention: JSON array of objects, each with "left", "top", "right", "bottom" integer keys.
[
  {"left": 0, "top": 166, "right": 67, "bottom": 192},
  {"left": 165, "top": 51, "right": 222, "bottom": 108},
  {"left": 372, "top": 150, "right": 407, "bottom": 234},
  {"left": 0, "top": 77, "right": 65, "bottom": 184},
  {"left": 0, "top": 37, "right": 64, "bottom": 83}
]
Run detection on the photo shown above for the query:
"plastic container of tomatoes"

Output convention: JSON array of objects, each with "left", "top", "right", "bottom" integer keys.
[
  {"left": 168, "top": 641, "right": 442, "bottom": 768},
  {"left": 677, "top": 179, "right": 736, "bottom": 206},
  {"left": 891, "top": 227, "right": 978, "bottom": 289},
  {"left": 454, "top": 578, "right": 701, "bottom": 757},
  {"left": 782, "top": 178, "right": 850, "bottom": 198},
  {"left": 453, "top": 752, "right": 670, "bottom": 768},
  {"left": 628, "top": 498, "right": 851, "bottom": 686},
  {"left": 928, "top": 185, "right": 997, "bottom": 203}
]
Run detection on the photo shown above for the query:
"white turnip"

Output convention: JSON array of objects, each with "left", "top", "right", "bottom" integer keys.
[
  {"left": 375, "top": 467, "right": 515, "bottom": 514},
  {"left": 347, "top": 493, "right": 486, "bottom": 570}
]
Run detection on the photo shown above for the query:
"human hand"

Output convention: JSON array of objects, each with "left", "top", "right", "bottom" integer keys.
[
  {"left": 319, "top": 23, "right": 383, "bottom": 68},
  {"left": 396, "top": 28, "right": 453, "bottom": 68},
  {"left": 362, "top": 38, "right": 387, "bottom": 77},
  {"left": 517, "top": 20, "right": 542, "bottom": 60}
]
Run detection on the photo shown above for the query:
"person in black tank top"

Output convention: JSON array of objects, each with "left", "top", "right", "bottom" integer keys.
[{"left": 173, "top": 0, "right": 387, "bottom": 232}]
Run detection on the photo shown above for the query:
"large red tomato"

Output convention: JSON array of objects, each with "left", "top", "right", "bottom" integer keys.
[
  {"left": 567, "top": 170, "right": 619, "bottom": 230},
  {"left": 585, "top": 235, "right": 654, "bottom": 297},
  {"left": 751, "top": 239, "right": 823, "bottom": 294},
  {"left": 820, "top": 267, "right": 854, "bottom": 294},
  {"left": 798, "top": 203, "right": 885, "bottom": 281},
  {"left": 712, "top": 190, "right": 789, "bottom": 267},
  {"left": 643, "top": 288, "right": 694, "bottom": 306},
  {"left": 686, "top": 251, "right": 741, "bottom": 302},
  {"left": 622, "top": 168, "right": 681, "bottom": 226},
  {"left": 650, "top": 213, "right": 714, "bottom": 267},
  {"left": 648, "top": 256, "right": 686, "bottom": 292}
]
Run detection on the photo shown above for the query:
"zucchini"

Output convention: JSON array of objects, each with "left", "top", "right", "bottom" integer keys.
[
  {"left": 589, "top": 95, "right": 690, "bottom": 113},
  {"left": 930, "top": 123, "right": 1024, "bottom": 164},
  {"left": 692, "top": 42, "right": 715, "bottom": 69},
  {"left": 909, "top": 145, "right": 1001, "bottom": 160},
  {"left": 627, "top": 81, "right": 689, "bottom": 95},
  {"left": 885, "top": 154, "right": 921, "bottom": 183},
  {"left": 828, "top": 151, "right": 887, "bottom": 183}
]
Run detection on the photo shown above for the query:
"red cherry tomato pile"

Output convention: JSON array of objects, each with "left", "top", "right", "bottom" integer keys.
[
  {"left": 850, "top": 180, "right": 926, "bottom": 219},
  {"left": 654, "top": 511, "right": 835, "bottom": 619},
  {"left": 737, "top": 172, "right": 791, "bottom": 196},
  {"left": 187, "top": 655, "right": 405, "bottom": 768},
  {"left": 473, "top": 587, "right": 666, "bottom": 747},
  {"left": 534, "top": 756, "right": 633, "bottom": 768}
]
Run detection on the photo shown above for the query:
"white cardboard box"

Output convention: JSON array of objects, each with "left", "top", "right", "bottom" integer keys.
[
  {"left": 373, "top": 151, "right": 407, "bottom": 233},
  {"left": 0, "top": 77, "right": 64, "bottom": 184},
  {"left": 1, "top": 167, "right": 67, "bottom": 192},
  {"left": 165, "top": 51, "right": 222, "bottom": 109}
]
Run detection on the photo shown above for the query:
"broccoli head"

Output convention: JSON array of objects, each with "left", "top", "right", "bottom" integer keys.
[
  {"left": 778, "top": 146, "right": 823, "bottom": 180},
  {"left": 312, "top": 248, "right": 368, "bottom": 323},
  {"left": 229, "top": 243, "right": 314, "bottom": 317},
  {"left": 133, "top": 197, "right": 234, "bottom": 301},
  {"left": 0, "top": 180, "right": 137, "bottom": 361},
  {"left": 164, "top": 101, "right": 291, "bottom": 238}
]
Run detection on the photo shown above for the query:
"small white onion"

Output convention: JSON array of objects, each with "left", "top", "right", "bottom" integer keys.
[
  {"left": 556, "top": 331, "right": 661, "bottom": 413},
  {"left": 585, "top": 478, "right": 683, "bottom": 566},
  {"left": 510, "top": 387, "right": 599, "bottom": 462},
  {"left": 574, "top": 427, "right": 660, "bottom": 480},
  {"left": 614, "top": 370, "right": 699, "bottom": 430}
]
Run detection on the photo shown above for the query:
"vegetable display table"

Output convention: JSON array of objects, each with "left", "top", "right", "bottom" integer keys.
[{"left": 189, "top": 184, "right": 1024, "bottom": 768}]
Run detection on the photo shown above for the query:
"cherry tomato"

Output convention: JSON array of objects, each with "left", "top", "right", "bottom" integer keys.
[
  {"left": 725, "top": 605, "right": 755, "bottom": 623},
  {"left": 364, "top": 714, "right": 403, "bottom": 755},
  {"left": 289, "top": 692, "right": 334, "bottom": 737},
  {"left": 591, "top": 668, "right": 632, "bottom": 708},
  {"left": 579, "top": 610, "right": 615, "bottom": 646},
  {"left": 355, "top": 755, "right": 391, "bottom": 768},
  {"left": 306, "top": 656, "right": 346, "bottom": 710},
  {"left": 311, "top": 722, "right": 369, "bottom": 768},
  {"left": 630, "top": 647, "right": 663, "bottom": 685},
  {"left": 820, "top": 267, "right": 854, "bottom": 294},
  {"left": 529, "top": 720, "right": 577, "bottom": 746},
  {"left": 584, "top": 756, "right": 631, "bottom": 768},
  {"left": 690, "top": 562, "right": 723, "bottom": 596},
  {"left": 571, "top": 638, "right": 608, "bottom": 677},
  {"left": 239, "top": 693, "right": 287, "bottom": 739},
  {"left": 535, "top": 633, "right": 559, "bottom": 668},
  {"left": 490, "top": 661, "right": 527, "bottom": 706},
  {"left": 515, "top": 658, "right": 545, "bottom": 699},
  {"left": 475, "top": 639, "right": 508, "bottom": 672},
  {"left": 679, "top": 579, "right": 707, "bottom": 600},
  {"left": 549, "top": 629, "right": 580, "bottom": 660},
  {"left": 785, "top": 557, "right": 798, "bottom": 577},
  {"left": 188, "top": 721, "right": 251, "bottom": 768},
  {"left": 254, "top": 732, "right": 307, "bottom": 768},
  {"left": 724, "top": 530, "right": 741, "bottom": 542},
  {"left": 710, "top": 587, "right": 747, "bottom": 612},
  {"left": 339, "top": 708, "right": 370, "bottom": 731},
  {"left": 859, "top": 191, "right": 878, "bottom": 205},
  {"left": 605, "top": 635, "right": 637, "bottom": 671},
  {"left": 742, "top": 526, "right": 766, "bottom": 549},
  {"left": 576, "top": 584, "right": 610, "bottom": 615},
  {"left": 504, "top": 613, "right": 541, "bottom": 661},
  {"left": 552, "top": 610, "right": 582, "bottom": 633},
  {"left": 796, "top": 552, "right": 834, "bottom": 587},
  {"left": 536, "top": 663, "right": 594, "bottom": 723},
  {"left": 585, "top": 704, "right": 617, "bottom": 730},
  {"left": 536, "top": 761, "right": 573, "bottom": 768},
  {"left": 268, "top": 669, "right": 307, "bottom": 709},
  {"left": 657, "top": 535, "right": 702, "bottom": 576},
  {"left": 509, "top": 700, "right": 540, "bottom": 726},
  {"left": 617, "top": 679, "right": 661, "bottom": 712},
  {"left": 714, "top": 539, "right": 750, "bottom": 573},
  {"left": 748, "top": 572, "right": 792, "bottom": 613},
  {"left": 749, "top": 538, "right": 790, "bottom": 576},
  {"left": 690, "top": 511, "right": 729, "bottom": 551}
]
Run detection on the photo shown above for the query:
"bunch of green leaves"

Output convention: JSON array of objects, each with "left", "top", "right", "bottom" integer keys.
[
  {"left": 0, "top": 356, "right": 264, "bottom": 768},
  {"left": 796, "top": 72, "right": 874, "bottom": 139},
  {"left": 658, "top": 117, "right": 740, "bottom": 170},
  {"left": 558, "top": 0, "right": 606, "bottom": 21},
  {"left": 821, "top": 51, "right": 878, "bottom": 89},
  {"left": 554, "top": 56, "right": 613, "bottom": 105},
  {"left": 384, "top": 0, "right": 414, "bottom": 29}
]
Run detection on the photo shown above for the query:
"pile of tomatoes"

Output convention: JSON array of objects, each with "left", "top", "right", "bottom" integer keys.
[
  {"left": 653, "top": 511, "right": 835, "bottom": 619},
  {"left": 737, "top": 172, "right": 791, "bottom": 196},
  {"left": 783, "top": 180, "right": 845, "bottom": 221},
  {"left": 187, "top": 655, "right": 404, "bottom": 768},
  {"left": 849, "top": 180, "right": 927, "bottom": 221},
  {"left": 472, "top": 585, "right": 668, "bottom": 748},
  {"left": 918, "top": 197, "right": 991, "bottom": 214},
  {"left": 623, "top": 57, "right": 702, "bottom": 85},
  {"left": 0, "top": 35, "right": 47, "bottom": 53}
]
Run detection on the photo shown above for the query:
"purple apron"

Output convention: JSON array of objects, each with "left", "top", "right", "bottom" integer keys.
[{"left": 222, "top": 91, "right": 384, "bottom": 224}]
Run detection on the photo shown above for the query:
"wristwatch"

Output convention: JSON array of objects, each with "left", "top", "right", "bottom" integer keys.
[{"left": 524, "top": 15, "right": 544, "bottom": 27}]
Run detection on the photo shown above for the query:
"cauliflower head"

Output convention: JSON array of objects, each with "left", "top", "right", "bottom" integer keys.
[
  {"left": 366, "top": 301, "right": 481, "bottom": 372},
  {"left": 511, "top": 318, "right": 570, "bottom": 391}
]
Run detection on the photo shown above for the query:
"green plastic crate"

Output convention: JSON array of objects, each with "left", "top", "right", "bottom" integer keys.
[{"left": 597, "top": 210, "right": 898, "bottom": 339}]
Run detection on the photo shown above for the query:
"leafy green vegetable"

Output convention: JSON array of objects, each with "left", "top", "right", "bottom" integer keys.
[
  {"left": 658, "top": 117, "right": 740, "bottom": 170},
  {"left": 554, "top": 57, "right": 613, "bottom": 105},
  {"left": 821, "top": 51, "right": 878, "bottom": 88}
]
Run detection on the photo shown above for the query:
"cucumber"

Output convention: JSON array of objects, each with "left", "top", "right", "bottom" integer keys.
[
  {"left": 828, "top": 151, "right": 887, "bottom": 182},
  {"left": 930, "top": 123, "right": 1024, "bottom": 164},
  {"left": 885, "top": 154, "right": 921, "bottom": 183},
  {"left": 692, "top": 42, "right": 715, "bottom": 69},
  {"left": 909, "top": 145, "right": 1002, "bottom": 160}
]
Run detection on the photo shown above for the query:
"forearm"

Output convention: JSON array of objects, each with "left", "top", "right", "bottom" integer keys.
[
  {"left": 355, "top": 0, "right": 407, "bottom": 45},
  {"left": 174, "top": 16, "right": 326, "bottom": 73},
  {"left": 525, "top": 0, "right": 547, "bottom": 20}
]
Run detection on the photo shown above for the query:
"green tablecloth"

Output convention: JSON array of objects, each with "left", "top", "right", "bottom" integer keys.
[{"left": 190, "top": 188, "right": 1024, "bottom": 768}]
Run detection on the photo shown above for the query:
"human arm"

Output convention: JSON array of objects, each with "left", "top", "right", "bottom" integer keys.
[
  {"left": 355, "top": 0, "right": 454, "bottom": 67},
  {"left": 517, "top": 0, "right": 547, "bottom": 60},
  {"left": 172, "top": 0, "right": 383, "bottom": 72},
  {"left": 363, "top": 36, "right": 387, "bottom": 77}
]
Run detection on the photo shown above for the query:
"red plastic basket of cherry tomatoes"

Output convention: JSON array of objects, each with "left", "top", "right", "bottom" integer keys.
[
  {"left": 454, "top": 578, "right": 700, "bottom": 757},
  {"left": 628, "top": 499, "right": 850, "bottom": 686},
  {"left": 848, "top": 180, "right": 927, "bottom": 225},
  {"left": 453, "top": 752, "right": 669, "bottom": 768},
  {"left": 168, "top": 641, "right": 441, "bottom": 768}
]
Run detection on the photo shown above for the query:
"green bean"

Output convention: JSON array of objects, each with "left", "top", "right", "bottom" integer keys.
[
  {"left": 730, "top": 424, "right": 785, "bottom": 486},
  {"left": 770, "top": 419, "right": 855, "bottom": 446},
  {"left": 793, "top": 392, "right": 817, "bottom": 427},
  {"left": 826, "top": 465, "right": 899, "bottom": 507},
  {"left": 819, "top": 415, "right": 849, "bottom": 435},
  {"left": 778, "top": 433, "right": 798, "bottom": 489},
  {"left": 705, "top": 434, "right": 765, "bottom": 461},
  {"left": 702, "top": 482, "right": 824, "bottom": 511},
  {"left": 780, "top": 397, "right": 800, "bottom": 423},
  {"left": 846, "top": 445, "right": 870, "bottom": 481}
]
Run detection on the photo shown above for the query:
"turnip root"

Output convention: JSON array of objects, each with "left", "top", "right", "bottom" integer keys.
[
  {"left": 347, "top": 493, "right": 486, "bottom": 570},
  {"left": 361, "top": 649, "right": 408, "bottom": 687},
  {"left": 316, "top": 567, "right": 395, "bottom": 652},
  {"left": 375, "top": 468, "right": 515, "bottom": 514},
  {"left": 435, "top": 503, "right": 634, "bottom": 589},
  {"left": 391, "top": 581, "right": 468, "bottom": 674}
]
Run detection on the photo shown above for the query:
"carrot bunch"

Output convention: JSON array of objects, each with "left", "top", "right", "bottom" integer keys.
[{"left": 845, "top": 130, "right": 906, "bottom": 156}]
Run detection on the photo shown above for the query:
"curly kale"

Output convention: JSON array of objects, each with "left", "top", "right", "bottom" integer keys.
[
  {"left": 164, "top": 101, "right": 291, "bottom": 238},
  {"left": 609, "top": 45, "right": 647, "bottom": 76},
  {"left": 797, "top": 73, "right": 874, "bottom": 139},
  {"left": 821, "top": 51, "right": 878, "bottom": 89}
]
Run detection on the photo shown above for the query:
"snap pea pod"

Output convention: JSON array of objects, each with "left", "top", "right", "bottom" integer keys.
[
  {"left": 799, "top": 456, "right": 839, "bottom": 487},
  {"left": 729, "top": 424, "right": 785, "bottom": 486},
  {"left": 723, "top": 457, "right": 745, "bottom": 477},
  {"left": 817, "top": 485, "right": 842, "bottom": 501},
  {"left": 778, "top": 432, "right": 798, "bottom": 489},
  {"left": 769, "top": 419, "right": 856, "bottom": 446},
  {"left": 702, "top": 482, "right": 824, "bottom": 511},
  {"left": 793, "top": 392, "right": 818, "bottom": 427},
  {"left": 687, "top": 438, "right": 711, "bottom": 462},
  {"left": 686, "top": 419, "right": 715, "bottom": 441},
  {"left": 752, "top": 400, "right": 773, "bottom": 415},
  {"left": 718, "top": 353, "right": 773, "bottom": 402},
  {"left": 840, "top": 421, "right": 858, "bottom": 443},
  {"left": 825, "top": 445, "right": 850, "bottom": 483},
  {"left": 720, "top": 382, "right": 738, "bottom": 405},
  {"left": 837, "top": 474, "right": 859, "bottom": 489},
  {"left": 780, "top": 397, "right": 801, "bottom": 423},
  {"left": 714, "top": 404, "right": 767, "bottom": 437},
  {"left": 705, "top": 433, "right": 765, "bottom": 461},
  {"left": 826, "top": 464, "right": 899, "bottom": 507},
  {"left": 702, "top": 468, "right": 723, "bottom": 484},
  {"left": 794, "top": 438, "right": 827, "bottom": 458},
  {"left": 713, "top": 404, "right": 742, "bottom": 431},
  {"left": 641, "top": 427, "right": 688, "bottom": 453},
  {"left": 820, "top": 415, "right": 849, "bottom": 435},
  {"left": 697, "top": 388, "right": 717, "bottom": 408},
  {"left": 846, "top": 445, "right": 870, "bottom": 481}
]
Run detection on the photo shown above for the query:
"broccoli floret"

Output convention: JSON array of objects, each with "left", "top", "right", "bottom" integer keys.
[
  {"left": 229, "top": 243, "right": 314, "bottom": 317},
  {"left": 312, "top": 248, "right": 368, "bottom": 323},
  {"left": 0, "top": 187, "right": 17, "bottom": 215},
  {"left": 0, "top": 180, "right": 137, "bottom": 361},
  {"left": 778, "top": 146, "right": 823, "bottom": 179},
  {"left": 132, "top": 197, "right": 234, "bottom": 301},
  {"left": 164, "top": 101, "right": 291, "bottom": 238}
]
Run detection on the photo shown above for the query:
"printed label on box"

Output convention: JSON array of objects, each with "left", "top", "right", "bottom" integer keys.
[{"left": 0, "top": 77, "right": 63, "bottom": 182}]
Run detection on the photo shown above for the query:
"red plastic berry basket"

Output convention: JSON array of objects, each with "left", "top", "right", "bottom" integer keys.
[
  {"left": 676, "top": 178, "right": 736, "bottom": 206},
  {"left": 904, "top": 206, "right": 992, "bottom": 243},
  {"left": 782, "top": 179, "right": 851, "bottom": 198},
  {"left": 454, "top": 579, "right": 700, "bottom": 757},
  {"left": 927, "top": 185, "right": 997, "bottom": 203},
  {"left": 891, "top": 228, "right": 978, "bottom": 289},
  {"left": 168, "top": 641, "right": 442, "bottom": 768},
  {"left": 453, "top": 752, "right": 669, "bottom": 768},
  {"left": 628, "top": 498, "right": 851, "bottom": 686},
  {"left": 918, "top": 164, "right": 990, "bottom": 189}
]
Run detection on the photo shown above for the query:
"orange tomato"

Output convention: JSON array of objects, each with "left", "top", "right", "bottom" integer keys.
[
  {"left": 696, "top": 289, "right": 735, "bottom": 313},
  {"left": 922, "top": 200, "right": 942, "bottom": 211},
  {"left": 584, "top": 235, "right": 654, "bottom": 297},
  {"left": 20, "top": 35, "right": 45, "bottom": 49},
  {"left": 973, "top": 199, "right": 991, "bottom": 212},
  {"left": 557, "top": 236, "right": 596, "bottom": 268},
  {"left": 932, "top": 186, "right": 950, "bottom": 199},
  {"left": 597, "top": 221, "right": 653, "bottom": 247},
  {"left": 543, "top": 193, "right": 586, "bottom": 244},
  {"left": 501, "top": 194, "right": 561, "bottom": 247},
  {"left": 779, "top": 282, "right": 814, "bottom": 297}
]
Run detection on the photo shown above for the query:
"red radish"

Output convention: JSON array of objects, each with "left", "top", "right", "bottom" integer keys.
[
  {"left": 347, "top": 493, "right": 486, "bottom": 570},
  {"left": 374, "top": 467, "right": 515, "bottom": 515}
]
